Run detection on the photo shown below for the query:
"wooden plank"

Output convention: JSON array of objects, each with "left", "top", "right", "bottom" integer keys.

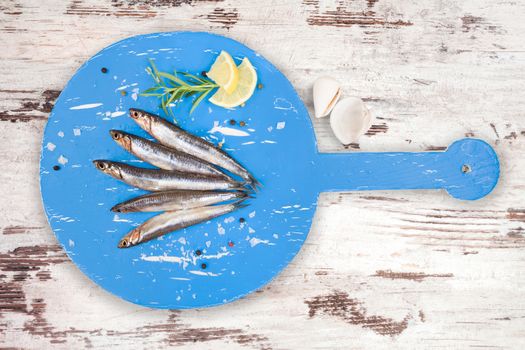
[{"left": 1, "top": 0, "right": 524, "bottom": 348}]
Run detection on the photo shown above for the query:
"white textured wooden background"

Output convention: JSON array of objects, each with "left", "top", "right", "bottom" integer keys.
[{"left": 1, "top": 0, "right": 525, "bottom": 349}]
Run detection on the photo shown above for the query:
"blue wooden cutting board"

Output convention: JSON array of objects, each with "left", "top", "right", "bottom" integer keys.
[{"left": 40, "top": 32, "right": 499, "bottom": 309}]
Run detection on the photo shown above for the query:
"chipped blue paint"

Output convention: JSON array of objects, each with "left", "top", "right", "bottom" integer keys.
[{"left": 40, "top": 32, "right": 499, "bottom": 309}]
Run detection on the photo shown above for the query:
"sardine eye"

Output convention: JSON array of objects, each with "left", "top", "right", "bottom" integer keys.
[
  {"left": 111, "top": 131, "right": 122, "bottom": 140},
  {"left": 96, "top": 162, "right": 107, "bottom": 170},
  {"left": 119, "top": 239, "right": 129, "bottom": 248},
  {"left": 132, "top": 111, "right": 139, "bottom": 118}
]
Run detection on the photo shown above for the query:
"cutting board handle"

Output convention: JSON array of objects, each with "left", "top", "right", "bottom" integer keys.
[{"left": 314, "top": 138, "right": 499, "bottom": 200}]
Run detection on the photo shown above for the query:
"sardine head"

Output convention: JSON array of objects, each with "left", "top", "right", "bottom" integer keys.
[
  {"left": 129, "top": 108, "right": 152, "bottom": 132},
  {"left": 118, "top": 230, "right": 141, "bottom": 248},
  {"left": 93, "top": 159, "right": 110, "bottom": 172},
  {"left": 93, "top": 160, "right": 122, "bottom": 179},
  {"left": 110, "top": 203, "right": 124, "bottom": 213},
  {"left": 109, "top": 130, "right": 131, "bottom": 151}
]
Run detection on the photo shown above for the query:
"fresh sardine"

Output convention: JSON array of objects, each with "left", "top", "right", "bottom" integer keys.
[
  {"left": 109, "top": 130, "right": 225, "bottom": 177},
  {"left": 128, "top": 108, "right": 259, "bottom": 186},
  {"left": 118, "top": 202, "right": 245, "bottom": 248},
  {"left": 111, "top": 190, "right": 247, "bottom": 213},
  {"left": 93, "top": 160, "right": 244, "bottom": 191}
]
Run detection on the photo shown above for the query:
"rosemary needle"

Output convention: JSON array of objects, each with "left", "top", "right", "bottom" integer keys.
[{"left": 141, "top": 59, "right": 218, "bottom": 116}]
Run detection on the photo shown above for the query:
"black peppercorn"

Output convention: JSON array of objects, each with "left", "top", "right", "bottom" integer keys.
[
  {"left": 229, "top": 119, "right": 236, "bottom": 125},
  {"left": 53, "top": 165, "right": 60, "bottom": 171},
  {"left": 101, "top": 67, "right": 108, "bottom": 73},
  {"left": 239, "top": 217, "right": 245, "bottom": 223},
  {"left": 195, "top": 249, "right": 202, "bottom": 256},
  {"left": 201, "top": 263, "right": 207, "bottom": 269}
]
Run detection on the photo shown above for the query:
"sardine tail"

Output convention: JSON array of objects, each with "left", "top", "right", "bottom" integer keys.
[
  {"left": 246, "top": 174, "right": 262, "bottom": 191},
  {"left": 233, "top": 199, "right": 250, "bottom": 210},
  {"left": 230, "top": 186, "right": 252, "bottom": 193}
]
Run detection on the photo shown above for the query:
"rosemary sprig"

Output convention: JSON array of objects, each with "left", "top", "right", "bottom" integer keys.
[{"left": 141, "top": 59, "right": 218, "bottom": 116}]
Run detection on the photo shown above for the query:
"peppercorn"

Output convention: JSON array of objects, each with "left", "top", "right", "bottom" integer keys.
[
  {"left": 53, "top": 165, "right": 60, "bottom": 171},
  {"left": 239, "top": 217, "right": 245, "bottom": 223},
  {"left": 201, "top": 263, "right": 207, "bottom": 269},
  {"left": 195, "top": 249, "right": 202, "bottom": 256},
  {"left": 101, "top": 67, "right": 108, "bottom": 73},
  {"left": 229, "top": 119, "right": 236, "bottom": 125},
  {"left": 239, "top": 121, "right": 246, "bottom": 127}
]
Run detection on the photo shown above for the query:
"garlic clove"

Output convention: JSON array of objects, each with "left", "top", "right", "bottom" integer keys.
[
  {"left": 313, "top": 76, "right": 341, "bottom": 118},
  {"left": 329, "top": 97, "right": 372, "bottom": 145}
]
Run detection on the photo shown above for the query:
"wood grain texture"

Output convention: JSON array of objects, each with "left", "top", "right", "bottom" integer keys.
[{"left": 1, "top": 0, "right": 524, "bottom": 348}]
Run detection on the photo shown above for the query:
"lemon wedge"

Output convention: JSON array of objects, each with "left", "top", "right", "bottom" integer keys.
[
  {"left": 209, "top": 57, "right": 257, "bottom": 108},
  {"left": 206, "top": 50, "right": 239, "bottom": 95}
]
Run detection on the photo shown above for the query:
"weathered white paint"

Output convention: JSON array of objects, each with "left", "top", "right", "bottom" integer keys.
[
  {"left": 69, "top": 103, "right": 103, "bottom": 110},
  {"left": 209, "top": 121, "right": 251, "bottom": 137}
]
